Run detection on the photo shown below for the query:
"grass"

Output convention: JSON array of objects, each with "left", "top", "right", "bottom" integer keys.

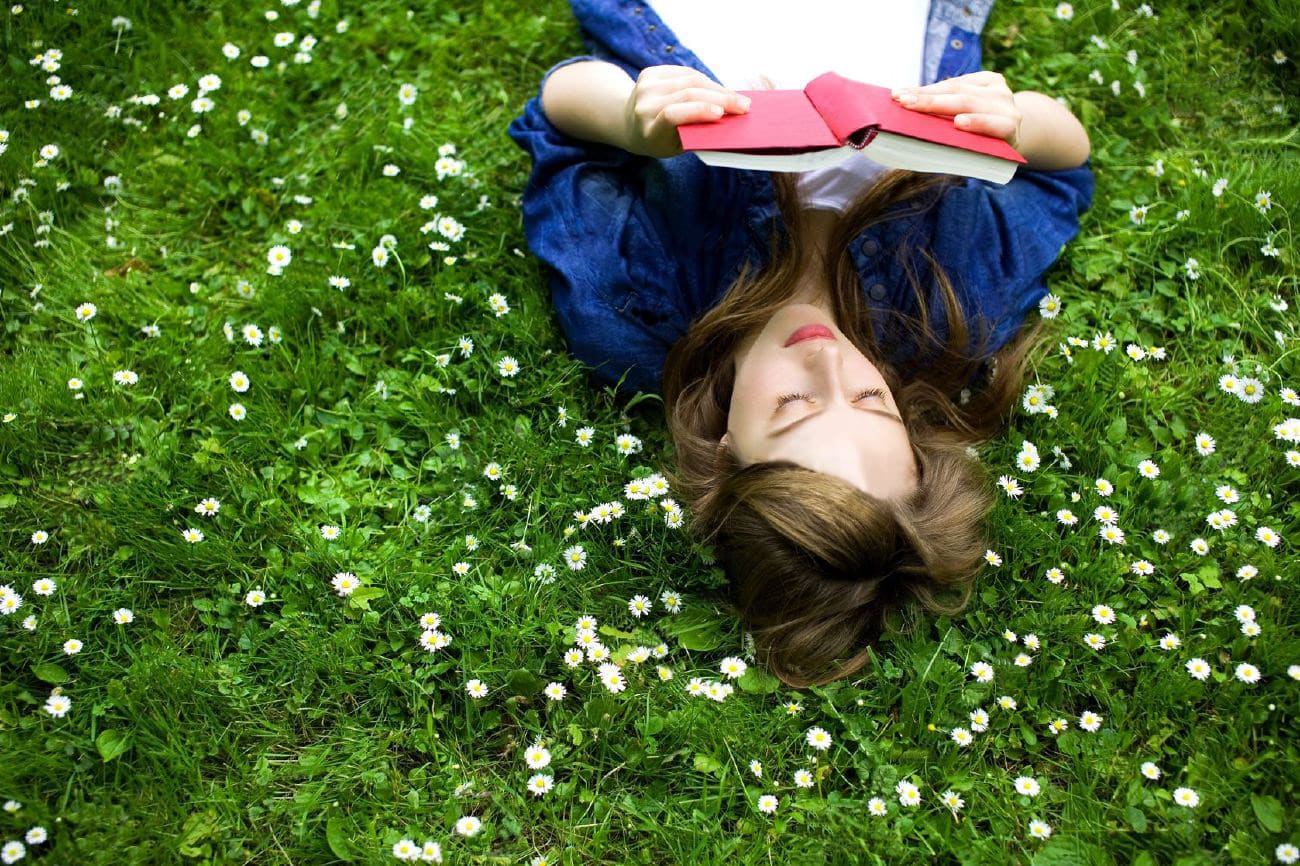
[{"left": 0, "top": 0, "right": 1297, "bottom": 864}]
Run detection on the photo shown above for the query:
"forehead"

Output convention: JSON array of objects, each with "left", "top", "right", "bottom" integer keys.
[{"left": 762, "top": 414, "right": 917, "bottom": 497}]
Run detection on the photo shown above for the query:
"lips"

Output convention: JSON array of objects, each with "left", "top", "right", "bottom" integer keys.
[{"left": 784, "top": 324, "right": 835, "bottom": 347}]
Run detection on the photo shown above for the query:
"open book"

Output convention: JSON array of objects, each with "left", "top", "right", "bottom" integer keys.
[{"left": 676, "top": 71, "right": 1027, "bottom": 184}]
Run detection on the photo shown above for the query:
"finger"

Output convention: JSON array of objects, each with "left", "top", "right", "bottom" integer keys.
[
  {"left": 643, "top": 68, "right": 733, "bottom": 93},
  {"left": 905, "top": 71, "right": 1008, "bottom": 93},
  {"left": 952, "top": 70, "right": 1008, "bottom": 88},
  {"left": 893, "top": 77, "right": 1009, "bottom": 105},
  {"left": 951, "top": 113, "right": 1020, "bottom": 145},
  {"left": 653, "top": 80, "right": 750, "bottom": 111},
  {"left": 674, "top": 86, "right": 751, "bottom": 112},
  {"left": 645, "top": 87, "right": 750, "bottom": 116},
  {"left": 660, "top": 101, "right": 732, "bottom": 127},
  {"left": 893, "top": 92, "right": 1016, "bottom": 118}
]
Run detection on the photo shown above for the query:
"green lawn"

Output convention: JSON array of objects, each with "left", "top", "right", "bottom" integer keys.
[{"left": 1, "top": 1, "right": 1297, "bottom": 864}]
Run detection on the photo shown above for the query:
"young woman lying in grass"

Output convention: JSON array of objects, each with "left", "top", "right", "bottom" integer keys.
[{"left": 510, "top": 0, "right": 1092, "bottom": 686}]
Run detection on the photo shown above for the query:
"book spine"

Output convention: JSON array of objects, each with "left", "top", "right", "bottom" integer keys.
[{"left": 847, "top": 128, "right": 876, "bottom": 151}]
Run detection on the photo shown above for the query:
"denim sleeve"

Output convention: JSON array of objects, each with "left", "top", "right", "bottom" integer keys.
[
  {"left": 506, "top": 57, "right": 675, "bottom": 396},
  {"left": 931, "top": 158, "right": 1095, "bottom": 353}
]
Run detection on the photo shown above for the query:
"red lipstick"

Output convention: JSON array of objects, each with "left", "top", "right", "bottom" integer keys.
[{"left": 784, "top": 324, "right": 835, "bottom": 347}]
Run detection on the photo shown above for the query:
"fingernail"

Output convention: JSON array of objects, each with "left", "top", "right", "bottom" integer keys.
[
  {"left": 898, "top": 93, "right": 918, "bottom": 105},
  {"left": 711, "top": 104, "right": 723, "bottom": 116},
  {"left": 738, "top": 95, "right": 751, "bottom": 110}
]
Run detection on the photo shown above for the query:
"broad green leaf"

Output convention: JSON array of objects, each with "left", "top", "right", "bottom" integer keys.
[
  {"left": 177, "top": 809, "right": 221, "bottom": 859},
  {"left": 1031, "top": 836, "right": 1111, "bottom": 866},
  {"left": 1125, "top": 805, "right": 1147, "bottom": 833},
  {"left": 660, "top": 607, "right": 723, "bottom": 651},
  {"left": 326, "top": 815, "right": 354, "bottom": 861},
  {"left": 96, "top": 729, "right": 133, "bottom": 762},
  {"left": 32, "top": 663, "right": 68, "bottom": 684},
  {"left": 737, "top": 667, "right": 781, "bottom": 694},
  {"left": 1172, "top": 854, "right": 1215, "bottom": 866},
  {"left": 1251, "top": 793, "right": 1283, "bottom": 833},
  {"left": 693, "top": 752, "right": 722, "bottom": 775},
  {"left": 347, "top": 586, "right": 385, "bottom": 611},
  {"left": 506, "top": 668, "right": 545, "bottom": 696}
]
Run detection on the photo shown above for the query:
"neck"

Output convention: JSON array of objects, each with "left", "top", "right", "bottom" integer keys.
[
  {"left": 787, "top": 208, "right": 837, "bottom": 313},
  {"left": 787, "top": 278, "right": 833, "bottom": 312}
]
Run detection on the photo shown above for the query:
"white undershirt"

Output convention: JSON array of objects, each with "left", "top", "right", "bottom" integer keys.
[{"left": 649, "top": 0, "right": 931, "bottom": 213}]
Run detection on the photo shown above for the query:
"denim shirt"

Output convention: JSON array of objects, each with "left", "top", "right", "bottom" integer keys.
[{"left": 507, "top": 0, "right": 1094, "bottom": 395}]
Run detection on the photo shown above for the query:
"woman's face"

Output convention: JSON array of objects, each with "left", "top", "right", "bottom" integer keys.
[{"left": 723, "top": 303, "right": 919, "bottom": 500}]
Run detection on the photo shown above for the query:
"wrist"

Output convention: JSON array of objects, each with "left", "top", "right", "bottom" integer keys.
[{"left": 1011, "top": 91, "right": 1091, "bottom": 170}]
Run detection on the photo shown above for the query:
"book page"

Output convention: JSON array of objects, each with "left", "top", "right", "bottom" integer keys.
[
  {"left": 864, "top": 131, "right": 1017, "bottom": 185},
  {"left": 690, "top": 146, "right": 855, "bottom": 172}
]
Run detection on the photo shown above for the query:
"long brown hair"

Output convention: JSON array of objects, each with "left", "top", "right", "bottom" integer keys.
[{"left": 662, "top": 168, "right": 1049, "bottom": 687}]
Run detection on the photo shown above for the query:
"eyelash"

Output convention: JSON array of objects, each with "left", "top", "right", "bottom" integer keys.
[{"left": 776, "top": 388, "right": 885, "bottom": 408}]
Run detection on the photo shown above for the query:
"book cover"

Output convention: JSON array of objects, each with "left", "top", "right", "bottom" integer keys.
[{"left": 677, "top": 72, "right": 1026, "bottom": 179}]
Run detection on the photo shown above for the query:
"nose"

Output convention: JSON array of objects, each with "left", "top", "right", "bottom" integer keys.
[
  {"left": 803, "top": 341, "right": 845, "bottom": 397},
  {"left": 804, "top": 339, "right": 841, "bottom": 368},
  {"left": 803, "top": 338, "right": 838, "bottom": 363}
]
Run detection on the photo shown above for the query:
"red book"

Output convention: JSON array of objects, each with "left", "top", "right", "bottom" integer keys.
[{"left": 677, "top": 71, "right": 1026, "bottom": 184}]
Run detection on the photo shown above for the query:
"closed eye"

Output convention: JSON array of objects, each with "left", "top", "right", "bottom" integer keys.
[
  {"left": 775, "top": 391, "right": 812, "bottom": 409},
  {"left": 774, "top": 388, "right": 886, "bottom": 411}
]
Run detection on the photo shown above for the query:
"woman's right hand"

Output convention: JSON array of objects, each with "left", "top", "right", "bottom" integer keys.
[{"left": 622, "top": 65, "right": 751, "bottom": 158}]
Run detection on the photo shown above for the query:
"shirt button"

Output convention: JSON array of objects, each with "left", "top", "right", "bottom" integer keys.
[
  {"left": 862, "top": 239, "right": 880, "bottom": 255},
  {"left": 869, "top": 283, "right": 887, "bottom": 301},
  {"left": 950, "top": 38, "right": 964, "bottom": 49}
]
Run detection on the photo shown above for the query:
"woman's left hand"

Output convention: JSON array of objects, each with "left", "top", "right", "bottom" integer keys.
[{"left": 891, "top": 71, "right": 1024, "bottom": 151}]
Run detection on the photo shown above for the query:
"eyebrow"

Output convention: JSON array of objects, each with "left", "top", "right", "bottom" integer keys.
[{"left": 768, "top": 406, "right": 905, "bottom": 439}]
